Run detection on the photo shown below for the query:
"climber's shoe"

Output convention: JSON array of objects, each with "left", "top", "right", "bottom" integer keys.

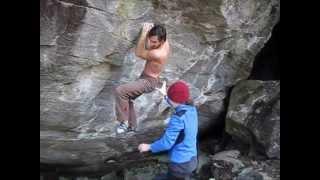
[
  {"left": 116, "top": 121, "right": 128, "bottom": 134},
  {"left": 126, "top": 126, "right": 137, "bottom": 134}
]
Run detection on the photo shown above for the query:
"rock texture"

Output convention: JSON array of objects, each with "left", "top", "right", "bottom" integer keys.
[
  {"left": 198, "top": 149, "right": 279, "bottom": 180},
  {"left": 40, "top": 0, "right": 280, "bottom": 173},
  {"left": 226, "top": 80, "right": 280, "bottom": 159}
]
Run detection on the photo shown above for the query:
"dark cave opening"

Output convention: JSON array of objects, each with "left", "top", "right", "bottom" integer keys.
[
  {"left": 198, "top": 87, "right": 233, "bottom": 154},
  {"left": 248, "top": 22, "right": 280, "bottom": 80}
]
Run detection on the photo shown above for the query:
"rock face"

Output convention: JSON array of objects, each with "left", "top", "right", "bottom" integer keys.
[
  {"left": 40, "top": 0, "right": 280, "bottom": 173},
  {"left": 226, "top": 80, "right": 280, "bottom": 159}
]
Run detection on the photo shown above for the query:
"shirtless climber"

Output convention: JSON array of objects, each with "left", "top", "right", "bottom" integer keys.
[{"left": 113, "top": 23, "right": 170, "bottom": 134}]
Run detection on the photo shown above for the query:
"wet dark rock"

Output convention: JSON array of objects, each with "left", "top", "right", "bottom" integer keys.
[{"left": 236, "top": 167, "right": 263, "bottom": 180}]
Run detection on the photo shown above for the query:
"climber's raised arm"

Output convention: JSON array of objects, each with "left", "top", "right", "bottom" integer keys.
[
  {"left": 135, "top": 22, "right": 154, "bottom": 60},
  {"left": 135, "top": 23, "right": 168, "bottom": 63}
]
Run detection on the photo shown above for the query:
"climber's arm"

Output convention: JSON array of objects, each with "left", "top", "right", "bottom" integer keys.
[{"left": 135, "top": 23, "right": 153, "bottom": 60}]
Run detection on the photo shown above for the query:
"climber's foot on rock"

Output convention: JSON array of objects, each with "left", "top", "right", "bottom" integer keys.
[
  {"left": 126, "top": 126, "right": 137, "bottom": 135},
  {"left": 116, "top": 122, "right": 136, "bottom": 135},
  {"left": 116, "top": 121, "right": 128, "bottom": 134}
]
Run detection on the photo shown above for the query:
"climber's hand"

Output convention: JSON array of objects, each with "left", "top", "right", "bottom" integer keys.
[
  {"left": 138, "top": 143, "right": 150, "bottom": 153},
  {"left": 142, "top": 22, "right": 154, "bottom": 33},
  {"left": 155, "top": 80, "right": 167, "bottom": 96}
]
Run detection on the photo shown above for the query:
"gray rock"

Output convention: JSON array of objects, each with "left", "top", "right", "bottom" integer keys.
[
  {"left": 258, "top": 160, "right": 280, "bottom": 180},
  {"left": 101, "top": 171, "right": 122, "bottom": 180},
  {"left": 211, "top": 150, "right": 245, "bottom": 173},
  {"left": 196, "top": 150, "right": 211, "bottom": 174},
  {"left": 123, "top": 162, "right": 168, "bottom": 180},
  {"left": 199, "top": 151, "right": 279, "bottom": 180},
  {"left": 40, "top": 0, "right": 280, "bottom": 173},
  {"left": 236, "top": 167, "right": 263, "bottom": 180},
  {"left": 198, "top": 150, "right": 242, "bottom": 179},
  {"left": 226, "top": 80, "right": 280, "bottom": 159},
  {"left": 211, "top": 160, "right": 234, "bottom": 180}
]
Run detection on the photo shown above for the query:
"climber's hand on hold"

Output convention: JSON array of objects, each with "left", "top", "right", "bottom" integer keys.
[
  {"left": 138, "top": 143, "right": 150, "bottom": 153},
  {"left": 142, "top": 22, "right": 154, "bottom": 33}
]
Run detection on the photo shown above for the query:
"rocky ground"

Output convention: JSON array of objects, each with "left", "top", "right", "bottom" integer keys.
[{"left": 41, "top": 139, "right": 280, "bottom": 180}]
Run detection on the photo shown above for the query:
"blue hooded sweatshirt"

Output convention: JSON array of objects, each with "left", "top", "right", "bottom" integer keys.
[{"left": 150, "top": 104, "right": 198, "bottom": 163}]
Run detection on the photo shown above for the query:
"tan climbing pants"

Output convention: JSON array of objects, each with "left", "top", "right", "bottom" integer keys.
[{"left": 113, "top": 73, "right": 160, "bottom": 128}]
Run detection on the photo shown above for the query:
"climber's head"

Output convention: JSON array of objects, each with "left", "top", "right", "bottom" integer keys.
[{"left": 147, "top": 24, "right": 166, "bottom": 50}]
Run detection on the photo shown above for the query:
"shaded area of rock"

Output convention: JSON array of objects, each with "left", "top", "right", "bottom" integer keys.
[
  {"left": 40, "top": 0, "right": 280, "bottom": 174},
  {"left": 236, "top": 167, "right": 263, "bottom": 180},
  {"left": 40, "top": 128, "right": 164, "bottom": 175},
  {"left": 198, "top": 150, "right": 243, "bottom": 180},
  {"left": 198, "top": 149, "right": 279, "bottom": 180},
  {"left": 226, "top": 80, "right": 280, "bottom": 159},
  {"left": 211, "top": 150, "right": 245, "bottom": 173},
  {"left": 123, "top": 161, "right": 168, "bottom": 180},
  {"left": 249, "top": 22, "right": 280, "bottom": 80},
  {"left": 40, "top": 148, "right": 280, "bottom": 179},
  {"left": 211, "top": 160, "right": 234, "bottom": 180}
]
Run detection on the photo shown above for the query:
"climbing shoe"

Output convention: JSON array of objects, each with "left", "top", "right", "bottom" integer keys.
[{"left": 116, "top": 121, "right": 128, "bottom": 134}]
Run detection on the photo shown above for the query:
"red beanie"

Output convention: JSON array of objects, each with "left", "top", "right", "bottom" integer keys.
[{"left": 167, "top": 81, "right": 190, "bottom": 104}]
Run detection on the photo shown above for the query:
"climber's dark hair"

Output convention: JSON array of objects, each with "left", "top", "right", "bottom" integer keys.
[{"left": 147, "top": 24, "right": 166, "bottom": 42}]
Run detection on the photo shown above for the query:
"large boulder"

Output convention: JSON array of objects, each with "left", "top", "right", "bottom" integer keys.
[
  {"left": 226, "top": 80, "right": 280, "bottom": 159},
  {"left": 40, "top": 0, "right": 280, "bottom": 173}
]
